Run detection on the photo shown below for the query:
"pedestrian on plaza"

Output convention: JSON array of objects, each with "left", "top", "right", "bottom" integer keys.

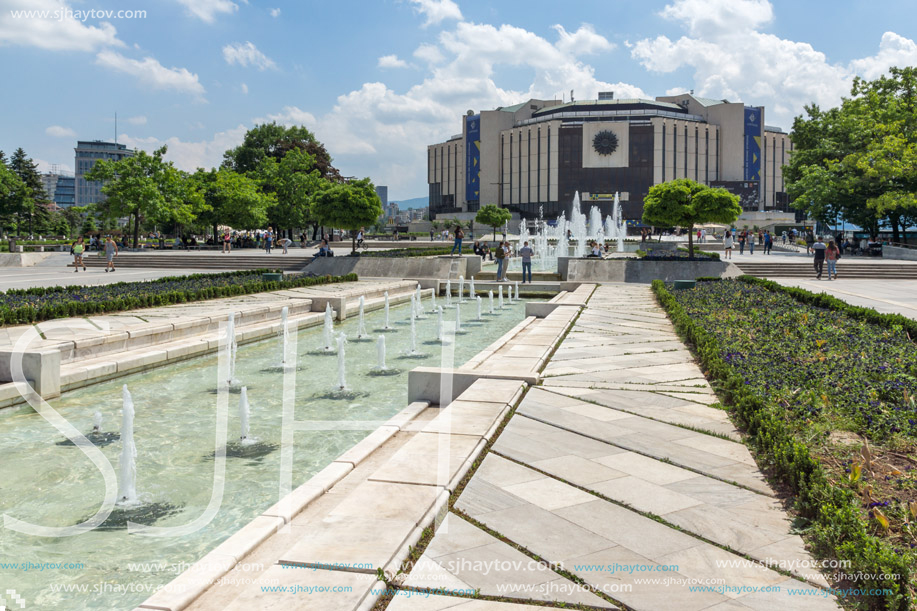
[
  {"left": 300, "top": 232, "right": 308, "bottom": 248},
  {"left": 826, "top": 240, "right": 840, "bottom": 280},
  {"left": 749, "top": 232, "right": 755, "bottom": 254},
  {"left": 71, "top": 236, "right": 87, "bottom": 272},
  {"left": 312, "top": 239, "right": 333, "bottom": 262},
  {"left": 812, "top": 236, "right": 827, "bottom": 279},
  {"left": 738, "top": 230, "right": 746, "bottom": 254},
  {"left": 450, "top": 225, "right": 464, "bottom": 256},
  {"left": 495, "top": 240, "right": 506, "bottom": 281},
  {"left": 430, "top": 228, "right": 435, "bottom": 241},
  {"left": 700, "top": 228, "right": 707, "bottom": 243},
  {"left": 265, "top": 227, "right": 273, "bottom": 254},
  {"left": 481, "top": 243, "right": 492, "bottom": 261},
  {"left": 357, "top": 227, "right": 365, "bottom": 249},
  {"left": 763, "top": 231, "right": 772, "bottom": 254},
  {"left": 473, "top": 240, "right": 484, "bottom": 258},
  {"left": 519, "top": 240, "right": 534, "bottom": 283},
  {"left": 222, "top": 230, "right": 232, "bottom": 253},
  {"left": 805, "top": 231, "right": 815, "bottom": 254},
  {"left": 279, "top": 236, "right": 293, "bottom": 254},
  {"left": 723, "top": 231, "right": 733, "bottom": 259},
  {"left": 104, "top": 236, "right": 118, "bottom": 272}
]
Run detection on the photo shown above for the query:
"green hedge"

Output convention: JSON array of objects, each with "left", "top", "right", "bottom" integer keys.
[
  {"left": 360, "top": 246, "right": 474, "bottom": 258},
  {"left": 0, "top": 271, "right": 358, "bottom": 326},
  {"left": 652, "top": 279, "right": 911, "bottom": 611}
]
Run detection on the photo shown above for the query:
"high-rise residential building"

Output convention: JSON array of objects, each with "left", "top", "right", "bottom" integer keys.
[
  {"left": 42, "top": 172, "right": 76, "bottom": 208},
  {"left": 428, "top": 92, "right": 792, "bottom": 220},
  {"left": 74, "top": 140, "right": 134, "bottom": 206},
  {"left": 375, "top": 185, "right": 388, "bottom": 208}
]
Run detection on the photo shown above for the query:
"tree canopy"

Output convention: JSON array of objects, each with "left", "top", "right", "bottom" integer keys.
[
  {"left": 87, "top": 146, "right": 203, "bottom": 247},
  {"left": 222, "top": 122, "right": 341, "bottom": 181},
  {"left": 475, "top": 204, "right": 512, "bottom": 240},
  {"left": 190, "top": 167, "right": 273, "bottom": 236},
  {"left": 642, "top": 178, "right": 741, "bottom": 257},
  {"left": 786, "top": 67, "right": 917, "bottom": 241},
  {"left": 311, "top": 178, "right": 383, "bottom": 252}
]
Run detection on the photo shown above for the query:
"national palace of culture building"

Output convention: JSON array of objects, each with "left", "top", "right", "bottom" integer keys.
[{"left": 427, "top": 92, "right": 793, "bottom": 222}]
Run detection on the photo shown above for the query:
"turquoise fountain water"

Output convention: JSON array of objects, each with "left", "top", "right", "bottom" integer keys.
[{"left": 0, "top": 295, "right": 526, "bottom": 610}]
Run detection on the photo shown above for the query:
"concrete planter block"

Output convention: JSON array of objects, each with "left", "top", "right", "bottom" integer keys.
[{"left": 0, "top": 348, "right": 61, "bottom": 399}]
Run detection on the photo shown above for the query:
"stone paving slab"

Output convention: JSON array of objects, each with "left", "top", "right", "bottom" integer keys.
[{"left": 404, "top": 512, "right": 614, "bottom": 608}]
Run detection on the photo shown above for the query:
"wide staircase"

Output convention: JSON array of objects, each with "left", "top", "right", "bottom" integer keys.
[
  {"left": 73, "top": 252, "right": 313, "bottom": 271},
  {"left": 734, "top": 260, "right": 917, "bottom": 279}
]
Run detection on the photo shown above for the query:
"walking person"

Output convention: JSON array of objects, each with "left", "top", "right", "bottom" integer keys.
[
  {"left": 723, "top": 231, "right": 733, "bottom": 260},
  {"left": 222, "top": 230, "right": 231, "bottom": 253},
  {"left": 104, "top": 236, "right": 118, "bottom": 272},
  {"left": 356, "top": 227, "right": 365, "bottom": 250},
  {"left": 495, "top": 240, "right": 506, "bottom": 281},
  {"left": 812, "top": 236, "right": 827, "bottom": 279},
  {"left": 738, "top": 230, "right": 746, "bottom": 255},
  {"left": 749, "top": 232, "right": 755, "bottom": 254},
  {"left": 265, "top": 227, "right": 273, "bottom": 254},
  {"left": 450, "top": 224, "right": 464, "bottom": 256},
  {"left": 763, "top": 230, "right": 772, "bottom": 254},
  {"left": 519, "top": 240, "right": 534, "bottom": 283},
  {"left": 805, "top": 231, "right": 815, "bottom": 255},
  {"left": 826, "top": 240, "right": 840, "bottom": 280},
  {"left": 72, "top": 237, "right": 87, "bottom": 272}
]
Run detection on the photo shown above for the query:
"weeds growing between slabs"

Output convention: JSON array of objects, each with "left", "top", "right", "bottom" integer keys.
[
  {"left": 0, "top": 270, "right": 358, "bottom": 325},
  {"left": 653, "top": 277, "right": 915, "bottom": 611}
]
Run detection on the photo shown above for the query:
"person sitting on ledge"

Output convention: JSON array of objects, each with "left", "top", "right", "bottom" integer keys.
[
  {"left": 312, "top": 239, "right": 333, "bottom": 261},
  {"left": 587, "top": 241, "right": 602, "bottom": 257}
]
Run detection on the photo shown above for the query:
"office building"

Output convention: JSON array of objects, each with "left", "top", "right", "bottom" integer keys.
[
  {"left": 427, "top": 92, "right": 792, "bottom": 220},
  {"left": 74, "top": 140, "right": 134, "bottom": 206}
]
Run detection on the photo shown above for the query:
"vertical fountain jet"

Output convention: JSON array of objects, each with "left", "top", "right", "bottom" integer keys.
[
  {"left": 455, "top": 301, "right": 462, "bottom": 332},
  {"left": 225, "top": 313, "right": 239, "bottom": 387},
  {"left": 489, "top": 290, "right": 495, "bottom": 314},
  {"left": 458, "top": 276, "right": 465, "bottom": 303},
  {"left": 117, "top": 385, "right": 138, "bottom": 505},
  {"left": 445, "top": 279, "right": 453, "bottom": 308},
  {"left": 469, "top": 277, "right": 475, "bottom": 301},
  {"left": 336, "top": 333, "right": 348, "bottom": 390},
  {"left": 614, "top": 192, "right": 625, "bottom": 252},
  {"left": 239, "top": 387, "right": 251, "bottom": 443},
  {"left": 322, "top": 303, "right": 335, "bottom": 352},
  {"left": 356, "top": 297, "right": 367, "bottom": 339},
  {"left": 414, "top": 284, "right": 424, "bottom": 318},
  {"left": 498, "top": 285, "right": 505, "bottom": 309},
  {"left": 383, "top": 291, "right": 392, "bottom": 330},
  {"left": 476, "top": 296, "right": 483, "bottom": 321},
  {"left": 437, "top": 306, "right": 444, "bottom": 342},
  {"left": 92, "top": 411, "right": 103, "bottom": 434},
  {"left": 375, "top": 335, "right": 387, "bottom": 371}
]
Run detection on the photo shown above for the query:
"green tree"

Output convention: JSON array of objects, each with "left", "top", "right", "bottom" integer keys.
[
  {"left": 0, "top": 159, "right": 28, "bottom": 237},
  {"left": 642, "top": 179, "right": 741, "bottom": 257},
  {"left": 256, "top": 148, "right": 324, "bottom": 235},
  {"left": 80, "top": 211, "right": 99, "bottom": 236},
  {"left": 8, "top": 148, "right": 47, "bottom": 235},
  {"left": 190, "top": 167, "right": 273, "bottom": 237},
  {"left": 475, "top": 204, "right": 512, "bottom": 241},
  {"left": 311, "top": 178, "right": 383, "bottom": 253},
  {"left": 223, "top": 123, "right": 340, "bottom": 180},
  {"left": 86, "top": 146, "right": 202, "bottom": 248}
]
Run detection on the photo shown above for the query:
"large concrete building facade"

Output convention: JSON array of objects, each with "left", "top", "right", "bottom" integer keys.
[
  {"left": 428, "top": 93, "right": 793, "bottom": 221},
  {"left": 75, "top": 140, "right": 134, "bottom": 206}
]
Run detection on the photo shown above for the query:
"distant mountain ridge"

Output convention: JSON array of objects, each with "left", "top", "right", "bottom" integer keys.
[{"left": 391, "top": 196, "right": 428, "bottom": 209}]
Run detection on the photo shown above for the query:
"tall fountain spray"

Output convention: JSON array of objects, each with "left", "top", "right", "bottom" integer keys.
[
  {"left": 515, "top": 281, "right": 520, "bottom": 302},
  {"left": 498, "top": 285, "right": 505, "bottom": 309},
  {"left": 279, "top": 306, "right": 290, "bottom": 366},
  {"left": 415, "top": 284, "right": 424, "bottom": 318},
  {"left": 356, "top": 297, "right": 367, "bottom": 339},
  {"left": 476, "top": 296, "right": 483, "bottom": 321},
  {"left": 571, "top": 192, "right": 587, "bottom": 258},
  {"left": 455, "top": 301, "right": 462, "bottom": 332},
  {"left": 613, "top": 192, "right": 624, "bottom": 252},
  {"left": 410, "top": 294, "right": 417, "bottom": 321},
  {"left": 489, "top": 290, "right": 495, "bottom": 314},
  {"left": 322, "top": 303, "right": 335, "bottom": 352},
  {"left": 458, "top": 276, "right": 465, "bottom": 303},
  {"left": 92, "top": 411, "right": 103, "bottom": 434},
  {"left": 589, "top": 205, "right": 603, "bottom": 241},
  {"left": 437, "top": 306, "right": 444, "bottom": 342},
  {"left": 445, "top": 279, "right": 452, "bottom": 308},
  {"left": 430, "top": 289, "right": 437, "bottom": 312},
  {"left": 118, "top": 385, "right": 138, "bottom": 505},
  {"left": 239, "top": 386, "right": 252, "bottom": 443},
  {"left": 383, "top": 291, "right": 392, "bottom": 330},
  {"left": 225, "top": 313, "right": 238, "bottom": 387},
  {"left": 469, "top": 277, "right": 475, "bottom": 300},
  {"left": 405, "top": 308, "right": 419, "bottom": 355},
  {"left": 375, "top": 335, "right": 387, "bottom": 371},
  {"left": 336, "top": 333, "right": 348, "bottom": 390}
]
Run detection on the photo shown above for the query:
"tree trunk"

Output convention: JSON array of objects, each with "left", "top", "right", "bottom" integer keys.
[
  {"left": 891, "top": 216, "right": 901, "bottom": 243},
  {"left": 311, "top": 223, "right": 319, "bottom": 241},
  {"left": 133, "top": 212, "right": 140, "bottom": 249},
  {"left": 687, "top": 226, "right": 695, "bottom": 258},
  {"left": 351, "top": 230, "right": 357, "bottom": 254}
]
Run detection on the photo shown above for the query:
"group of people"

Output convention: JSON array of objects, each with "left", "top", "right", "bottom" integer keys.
[
  {"left": 720, "top": 229, "right": 774, "bottom": 259},
  {"left": 70, "top": 235, "right": 119, "bottom": 272},
  {"left": 469, "top": 239, "right": 535, "bottom": 283}
]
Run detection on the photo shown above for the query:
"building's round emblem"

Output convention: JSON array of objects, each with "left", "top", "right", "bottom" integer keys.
[{"left": 593, "top": 130, "right": 619, "bottom": 156}]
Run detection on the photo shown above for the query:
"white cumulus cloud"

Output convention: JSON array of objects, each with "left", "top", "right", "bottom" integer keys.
[
  {"left": 378, "top": 54, "right": 410, "bottom": 69},
  {"left": 408, "top": 0, "right": 462, "bottom": 26},
  {"left": 96, "top": 50, "right": 206, "bottom": 97},
  {"left": 0, "top": 0, "right": 123, "bottom": 51},
  {"left": 117, "top": 124, "right": 249, "bottom": 172},
  {"left": 175, "top": 0, "right": 237, "bottom": 23},
  {"left": 222, "top": 41, "right": 277, "bottom": 71},
  {"left": 269, "top": 7, "right": 281, "bottom": 17},
  {"left": 45, "top": 125, "right": 77, "bottom": 138}
]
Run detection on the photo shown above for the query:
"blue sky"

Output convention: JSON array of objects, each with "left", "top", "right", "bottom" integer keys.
[{"left": 1, "top": 0, "right": 915, "bottom": 201}]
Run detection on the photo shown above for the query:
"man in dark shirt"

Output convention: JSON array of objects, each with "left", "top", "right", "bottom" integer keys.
[{"left": 812, "top": 236, "right": 827, "bottom": 279}]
